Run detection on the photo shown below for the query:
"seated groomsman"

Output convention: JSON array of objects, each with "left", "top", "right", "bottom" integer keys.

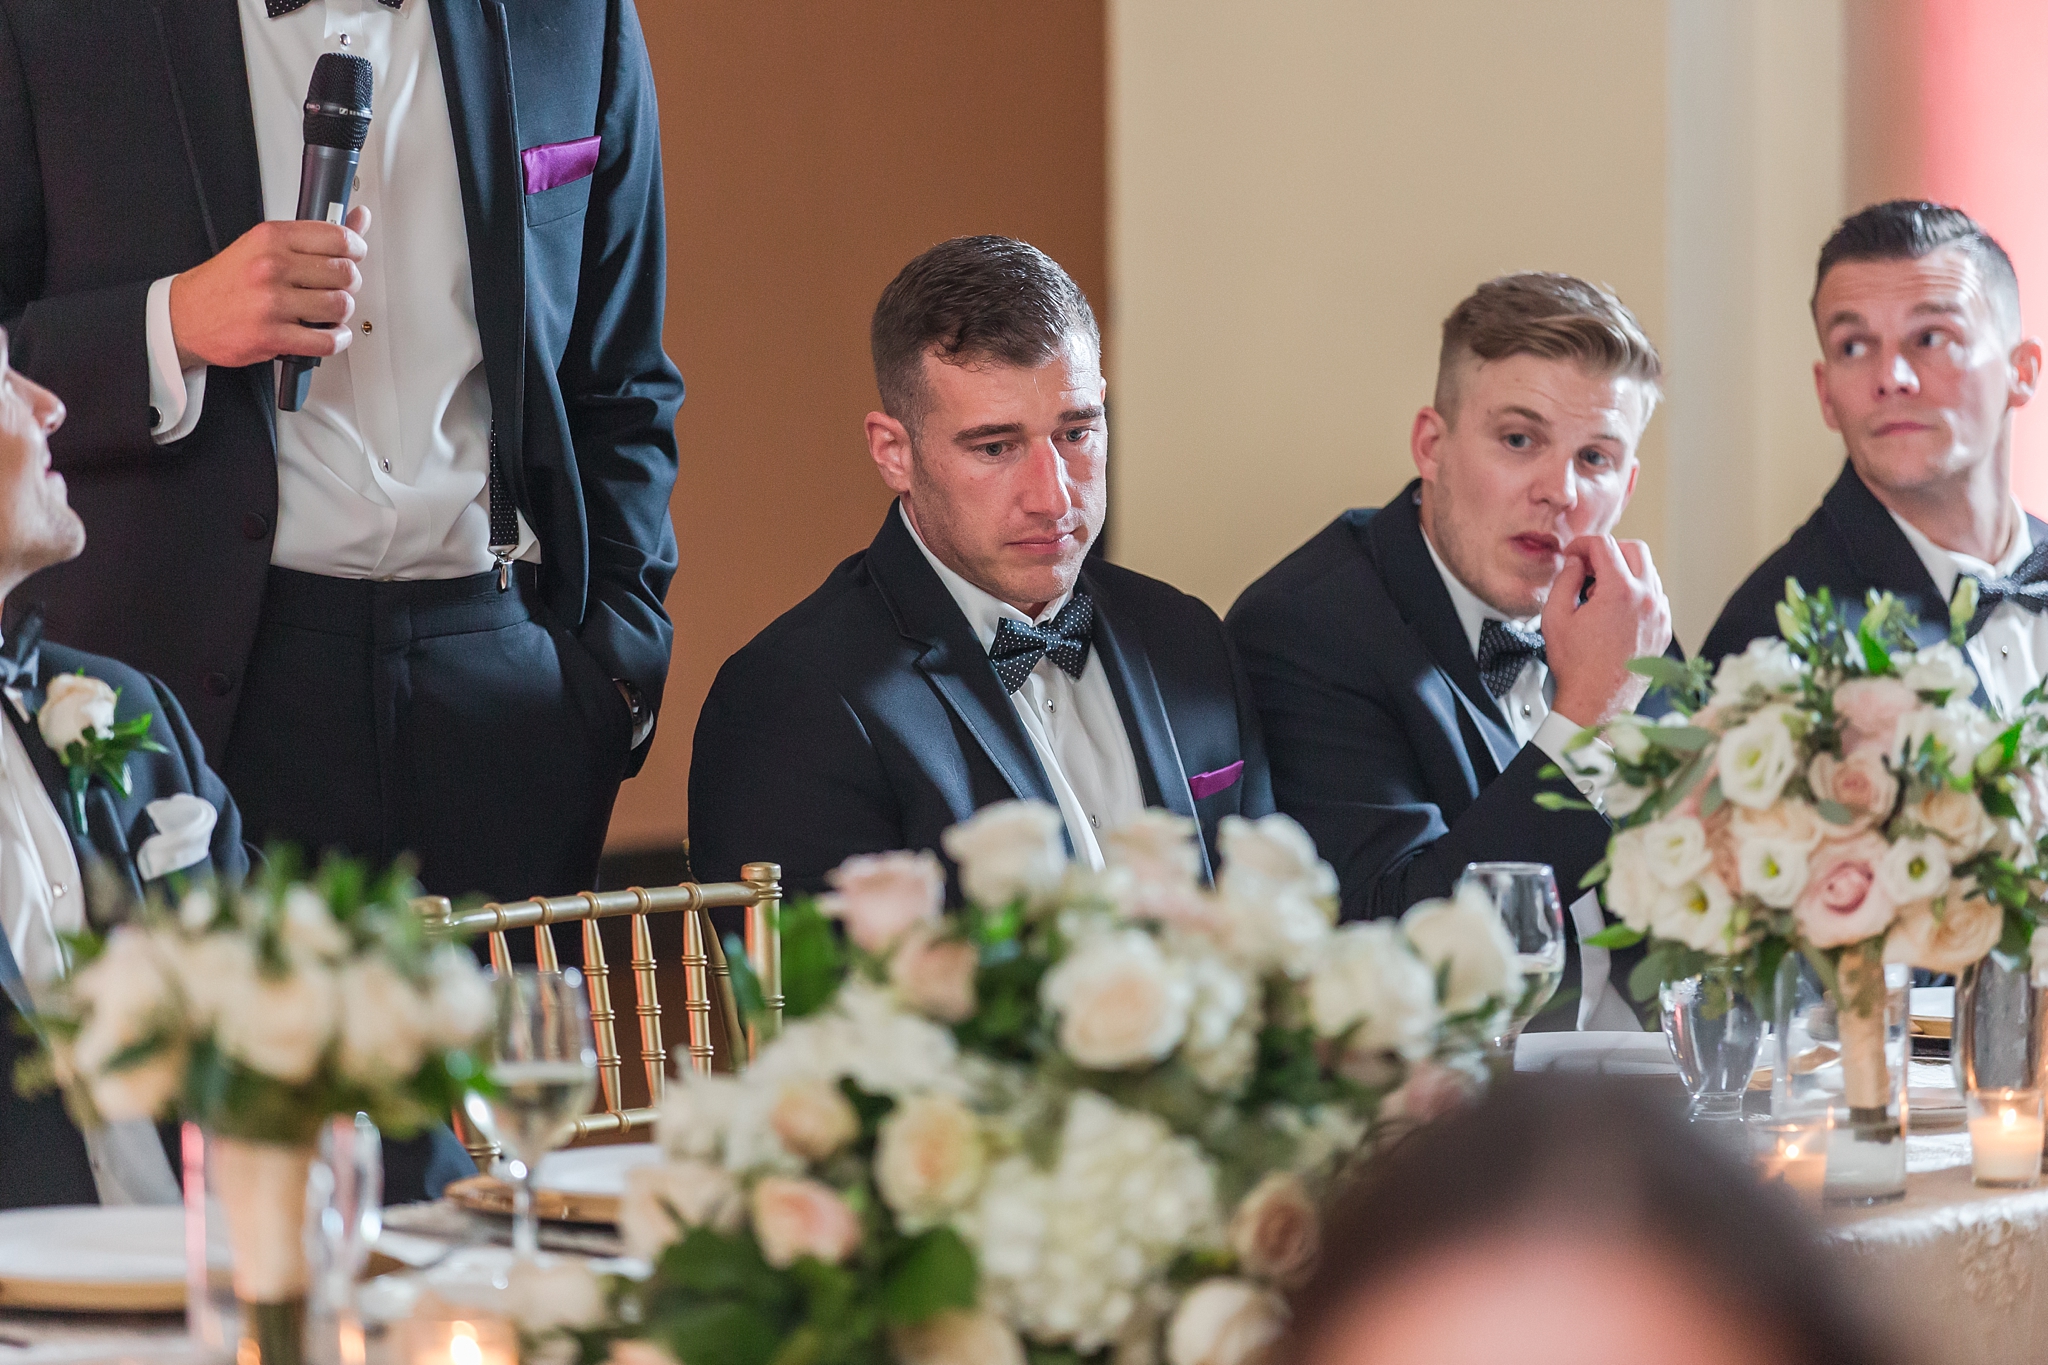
[
  {"left": 1703, "top": 201, "right": 2046, "bottom": 718},
  {"left": 1228, "top": 274, "right": 1673, "bottom": 1029},
  {"left": 0, "top": 332, "right": 246, "bottom": 1208},
  {"left": 690, "top": 236, "right": 1273, "bottom": 893}
]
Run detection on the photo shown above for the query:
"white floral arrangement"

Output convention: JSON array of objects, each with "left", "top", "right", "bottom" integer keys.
[
  {"left": 557, "top": 801, "right": 1514, "bottom": 1365},
  {"left": 1557, "top": 581, "right": 2048, "bottom": 1072},
  {"left": 25, "top": 855, "right": 494, "bottom": 1145}
]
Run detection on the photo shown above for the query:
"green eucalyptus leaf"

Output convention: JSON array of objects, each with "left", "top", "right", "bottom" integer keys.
[
  {"left": 881, "top": 1227, "right": 978, "bottom": 1326},
  {"left": 1583, "top": 924, "right": 1645, "bottom": 949}
]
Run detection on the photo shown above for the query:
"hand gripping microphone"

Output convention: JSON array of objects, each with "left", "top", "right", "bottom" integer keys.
[{"left": 277, "top": 52, "right": 373, "bottom": 412}]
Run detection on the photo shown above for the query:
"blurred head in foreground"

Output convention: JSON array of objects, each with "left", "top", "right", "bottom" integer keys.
[{"left": 1287, "top": 1077, "right": 1897, "bottom": 1365}]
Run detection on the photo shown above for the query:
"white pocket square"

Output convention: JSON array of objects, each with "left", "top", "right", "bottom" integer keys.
[{"left": 135, "top": 793, "right": 217, "bottom": 882}]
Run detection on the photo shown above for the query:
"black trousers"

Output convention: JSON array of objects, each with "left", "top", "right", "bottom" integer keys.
[
  {"left": 221, "top": 564, "right": 634, "bottom": 903},
  {"left": 220, "top": 566, "right": 635, "bottom": 1204}
]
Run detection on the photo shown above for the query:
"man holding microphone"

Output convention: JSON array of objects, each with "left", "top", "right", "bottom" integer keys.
[{"left": 0, "top": 0, "right": 682, "bottom": 911}]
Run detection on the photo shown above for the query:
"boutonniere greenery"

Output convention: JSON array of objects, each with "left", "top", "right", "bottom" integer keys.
[{"left": 35, "top": 672, "right": 167, "bottom": 834}]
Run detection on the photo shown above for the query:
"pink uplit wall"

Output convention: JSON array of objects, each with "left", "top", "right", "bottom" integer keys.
[{"left": 1849, "top": 0, "right": 2048, "bottom": 515}]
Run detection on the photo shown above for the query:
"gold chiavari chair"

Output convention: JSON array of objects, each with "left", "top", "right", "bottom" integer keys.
[{"left": 417, "top": 861, "right": 783, "bottom": 1161}]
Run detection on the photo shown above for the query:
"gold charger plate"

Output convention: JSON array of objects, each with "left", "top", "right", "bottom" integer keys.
[
  {"left": 1911, "top": 1014, "right": 1952, "bottom": 1039},
  {"left": 0, "top": 1206, "right": 195, "bottom": 1313},
  {"left": 445, "top": 1175, "right": 620, "bottom": 1226}
]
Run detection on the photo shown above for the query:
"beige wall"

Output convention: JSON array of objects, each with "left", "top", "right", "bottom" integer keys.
[{"left": 1109, "top": 0, "right": 1848, "bottom": 652}]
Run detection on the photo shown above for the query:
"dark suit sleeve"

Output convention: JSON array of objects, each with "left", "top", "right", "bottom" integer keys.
[
  {"left": 688, "top": 648, "right": 902, "bottom": 896},
  {"left": 143, "top": 673, "right": 250, "bottom": 883},
  {"left": 0, "top": 7, "right": 156, "bottom": 468},
  {"left": 1225, "top": 626, "right": 1275, "bottom": 819},
  {"left": 556, "top": 0, "right": 684, "bottom": 764},
  {"left": 1231, "top": 598, "right": 1608, "bottom": 923}
]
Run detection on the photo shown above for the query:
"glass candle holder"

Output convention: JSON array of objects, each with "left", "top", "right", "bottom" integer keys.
[
  {"left": 395, "top": 1313, "right": 518, "bottom": 1365},
  {"left": 1968, "top": 1087, "right": 2045, "bottom": 1188},
  {"left": 1751, "top": 1112, "right": 1831, "bottom": 1205}
]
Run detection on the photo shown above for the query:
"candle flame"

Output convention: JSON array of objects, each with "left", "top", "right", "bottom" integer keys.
[
  {"left": 451, "top": 1323, "right": 482, "bottom": 1365},
  {"left": 2005, "top": 1107, "right": 2020, "bottom": 1131},
  {"left": 1784, "top": 1143, "right": 1801, "bottom": 1160}
]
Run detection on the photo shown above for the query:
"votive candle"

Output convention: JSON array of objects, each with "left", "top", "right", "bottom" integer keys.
[
  {"left": 397, "top": 1315, "right": 518, "bottom": 1365},
  {"left": 1752, "top": 1116, "right": 1829, "bottom": 1204},
  {"left": 1968, "top": 1088, "right": 2044, "bottom": 1188}
]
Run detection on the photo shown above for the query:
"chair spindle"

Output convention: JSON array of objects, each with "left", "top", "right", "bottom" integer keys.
[
  {"left": 743, "top": 862, "right": 784, "bottom": 1052},
  {"left": 680, "top": 906, "right": 715, "bottom": 1075},
  {"left": 629, "top": 890, "right": 668, "bottom": 1102},
  {"left": 579, "top": 895, "right": 622, "bottom": 1115}
]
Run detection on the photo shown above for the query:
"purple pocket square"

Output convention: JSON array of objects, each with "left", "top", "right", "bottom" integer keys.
[
  {"left": 522, "top": 136, "right": 601, "bottom": 194},
  {"left": 1188, "top": 761, "right": 1244, "bottom": 801}
]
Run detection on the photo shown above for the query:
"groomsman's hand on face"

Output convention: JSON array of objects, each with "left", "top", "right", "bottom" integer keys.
[
  {"left": 1542, "top": 534, "right": 1672, "bottom": 729},
  {"left": 167, "top": 205, "right": 372, "bottom": 371},
  {"left": 0, "top": 331, "right": 85, "bottom": 590}
]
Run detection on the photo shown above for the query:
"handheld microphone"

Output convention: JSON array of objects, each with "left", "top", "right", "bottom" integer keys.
[{"left": 277, "top": 52, "right": 373, "bottom": 413}]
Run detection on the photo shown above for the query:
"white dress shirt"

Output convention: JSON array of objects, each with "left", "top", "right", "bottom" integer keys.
[
  {"left": 1889, "top": 502, "right": 2043, "bottom": 718},
  {"left": 145, "top": 0, "right": 536, "bottom": 579},
  {"left": 902, "top": 507, "right": 1146, "bottom": 869},
  {"left": 0, "top": 689, "right": 179, "bottom": 1205},
  {"left": 1419, "top": 529, "right": 1638, "bottom": 1031}
]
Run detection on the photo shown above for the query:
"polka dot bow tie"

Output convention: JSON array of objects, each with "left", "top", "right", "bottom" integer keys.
[
  {"left": 1476, "top": 618, "right": 1545, "bottom": 700},
  {"left": 1954, "top": 541, "right": 2048, "bottom": 639},
  {"left": 266, "top": 0, "right": 400, "bottom": 14},
  {"left": 988, "top": 590, "right": 1096, "bottom": 694}
]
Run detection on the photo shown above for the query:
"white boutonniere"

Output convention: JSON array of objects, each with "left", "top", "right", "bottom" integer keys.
[{"left": 36, "top": 672, "right": 167, "bottom": 834}]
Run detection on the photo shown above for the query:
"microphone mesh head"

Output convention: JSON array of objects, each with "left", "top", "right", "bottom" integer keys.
[{"left": 303, "top": 53, "right": 373, "bottom": 151}]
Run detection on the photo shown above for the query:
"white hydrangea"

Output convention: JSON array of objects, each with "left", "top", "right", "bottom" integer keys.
[
  {"left": 1211, "top": 814, "right": 1338, "bottom": 977},
  {"left": 1174, "top": 948, "right": 1258, "bottom": 1094},
  {"left": 960, "top": 1092, "right": 1223, "bottom": 1353}
]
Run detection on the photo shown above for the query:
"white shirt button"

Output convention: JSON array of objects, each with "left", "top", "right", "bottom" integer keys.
[
  {"left": 1521, "top": 704, "right": 1533, "bottom": 718},
  {"left": 2002, "top": 645, "right": 2011, "bottom": 658}
]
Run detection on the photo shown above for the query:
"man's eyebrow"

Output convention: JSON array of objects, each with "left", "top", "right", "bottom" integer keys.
[
  {"left": 1494, "top": 405, "right": 1549, "bottom": 427},
  {"left": 953, "top": 422, "right": 1024, "bottom": 445},
  {"left": 1821, "top": 308, "right": 1865, "bottom": 333},
  {"left": 1059, "top": 405, "right": 1105, "bottom": 424},
  {"left": 1910, "top": 299, "right": 1968, "bottom": 318}
]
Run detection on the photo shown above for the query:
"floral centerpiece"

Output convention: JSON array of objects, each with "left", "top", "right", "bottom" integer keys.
[
  {"left": 22, "top": 854, "right": 494, "bottom": 1362},
  {"left": 1556, "top": 581, "right": 2048, "bottom": 1131},
  {"left": 552, "top": 802, "right": 1514, "bottom": 1365}
]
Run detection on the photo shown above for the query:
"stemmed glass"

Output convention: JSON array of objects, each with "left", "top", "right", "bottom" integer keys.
[
  {"left": 462, "top": 967, "right": 598, "bottom": 1260},
  {"left": 1457, "top": 862, "right": 1566, "bottom": 1052}
]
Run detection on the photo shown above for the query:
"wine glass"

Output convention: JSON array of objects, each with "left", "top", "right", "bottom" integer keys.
[
  {"left": 1457, "top": 862, "right": 1566, "bottom": 1052},
  {"left": 462, "top": 967, "right": 598, "bottom": 1260}
]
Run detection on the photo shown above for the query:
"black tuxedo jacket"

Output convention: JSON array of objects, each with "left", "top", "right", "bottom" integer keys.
[
  {"left": 1227, "top": 484, "right": 1674, "bottom": 955},
  {"left": 1702, "top": 462, "right": 2048, "bottom": 704},
  {"left": 0, "top": 641, "right": 248, "bottom": 1210},
  {"left": 688, "top": 506, "right": 1275, "bottom": 896},
  {"left": 0, "top": 0, "right": 682, "bottom": 769}
]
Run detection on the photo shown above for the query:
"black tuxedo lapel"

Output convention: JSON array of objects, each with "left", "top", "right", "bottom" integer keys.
[
  {"left": 430, "top": 0, "right": 529, "bottom": 504},
  {"left": 150, "top": 0, "right": 277, "bottom": 443},
  {"left": 1363, "top": 486, "right": 1519, "bottom": 775},
  {"left": 867, "top": 510, "right": 1062, "bottom": 824},
  {"left": 1087, "top": 590, "right": 1210, "bottom": 879}
]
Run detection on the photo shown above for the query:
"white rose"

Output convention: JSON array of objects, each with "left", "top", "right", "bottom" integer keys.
[
  {"left": 1717, "top": 705, "right": 1801, "bottom": 809},
  {"left": 1884, "top": 882, "right": 2003, "bottom": 975},
  {"left": 423, "top": 947, "right": 494, "bottom": 1049},
  {"left": 656, "top": 1073, "right": 736, "bottom": 1160},
  {"left": 1605, "top": 714, "right": 1652, "bottom": 764},
  {"left": 890, "top": 1310, "right": 1027, "bottom": 1365},
  {"left": 1709, "top": 638, "right": 1803, "bottom": 707},
  {"left": 214, "top": 959, "right": 338, "bottom": 1084},
  {"left": 1640, "top": 815, "right": 1713, "bottom": 889},
  {"left": 37, "top": 673, "right": 118, "bottom": 752},
  {"left": 506, "top": 1256, "right": 606, "bottom": 1331},
  {"left": 335, "top": 955, "right": 429, "bottom": 1083},
  {"left": 85, "top": 1047, "right": 185, "bottom": 1124},
  {"left": 942, "top": 800, "right": 1068, "bottom": 908},
  {"left": 769, "top": 1079, "right": 860, "bottom": 1162},
  {"left": 1306, "top": 922, "right": 1437, "bottom": 1058},
  {"left": 1179, "top": 952, "right": 1257, "bottom": 1094},
  {"left": 1899, "top": 643, "right": 1977, "bottom": 698},
  {"left": 1105, "top": 809, "right": 1202, "bottom": 888},
  {"left": 1041, "top": 930, "right": 1192, "bottom": 1070},
  {"left": 1600, "top": 828, "right": 1660, "bottom": 932},
  {"left": 617, "top": 1159, "right": 744, "bottom": 1258},
  {"left": 178, "top": 886, "right": 221, "bottom": 933},
  {"left": 70, "top": 929, "right": 184, "bottom": 1121},
  {"left": 821, "top": 849, "right": 944, "bottom": 954},
  {"left": 1165, "top": 1279, "right": 1287, "bottom": 1365},
  {"left": 1877, "top": 834, "right": 1950, "bottom": 903},
  {"left": 172, "top": 932, "right": 256, "bottom": 1032},
  {"left": 279, "top": 885, "right": 349, "bottom": 964},
  {"left": 1603, "top": 779, "right": 1650, "bottom": 821},
  {"left": 1895, "top": 699, "right": 1995, "bottom": 774},
  {"left": 1646, "top": 875, "right": 1739, "bottom": 954},
  {"left": 1227, "top": 1173, "right": 1319, "bottom": 1287},
  {"left": 1218, "top": 814, "right": 1339, "bottom": 904},
  {"left": 874, "top": 1094, "right": 985, "bottom": 1226},
  {"left": 1400, "top": 885, "right": 1517, "bottom": 1014},
  {"left": 1734, "top": 832, "right": 1811, "bottom": 910},
  {"left": 750, "top": 1176, "right": 863, "bottom": 1268}
]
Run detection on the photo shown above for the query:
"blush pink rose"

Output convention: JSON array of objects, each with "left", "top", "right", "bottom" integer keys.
[
  {"left": 750, "top": 1176, "right": 863, "bottom": 1268},
  {"left": 888, "top": 926, "right": 980, "bottom": 1024},
  {"left": 1808, "top": 751, "right": 1898, "bottom": 831},
  {"left": 821, "top": 850, "right": 944, "bottom": 954},
  {"left": 1793, "top": 834, "right": 1896, "bottom": 948},
  {"left": 1833, "top": 677, "right": 1917, "bottom": 756}
]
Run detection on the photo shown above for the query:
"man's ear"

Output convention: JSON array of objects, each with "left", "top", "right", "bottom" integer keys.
[
  {"left": 1411, "top": 406, "right": 1449, "bottom": 481},
  {"left": 1812, "top": 359, "right": 1842, "bottom": 433},
  {"left": 2009, "top": 337, "right": 2044, "bottom": 409},
  {"left": 865, "top": 411, "right": 915, "bottom": 494}
]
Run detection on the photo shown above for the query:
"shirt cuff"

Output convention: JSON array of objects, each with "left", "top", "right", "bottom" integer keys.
[
  {"left": 1531, "top": 711, "right": 1609, "bottom": 807},
  {"left": 145, "top": 276, "right": 208, "bottom": 443}
]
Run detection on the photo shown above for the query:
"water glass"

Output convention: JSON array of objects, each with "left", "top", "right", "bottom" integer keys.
[
  {"left": 1660, "top": 968, "right": 1764, "bottom": 1123},
  {"left": 306, "top": 1113, "right": 381, "bottom": 1365},
  {"left": 462, "top": 967, "right": 598, "bottom": 1260},
  {"left": 1457, "top": 862, "right": 1565, "bottom": 1048}
]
